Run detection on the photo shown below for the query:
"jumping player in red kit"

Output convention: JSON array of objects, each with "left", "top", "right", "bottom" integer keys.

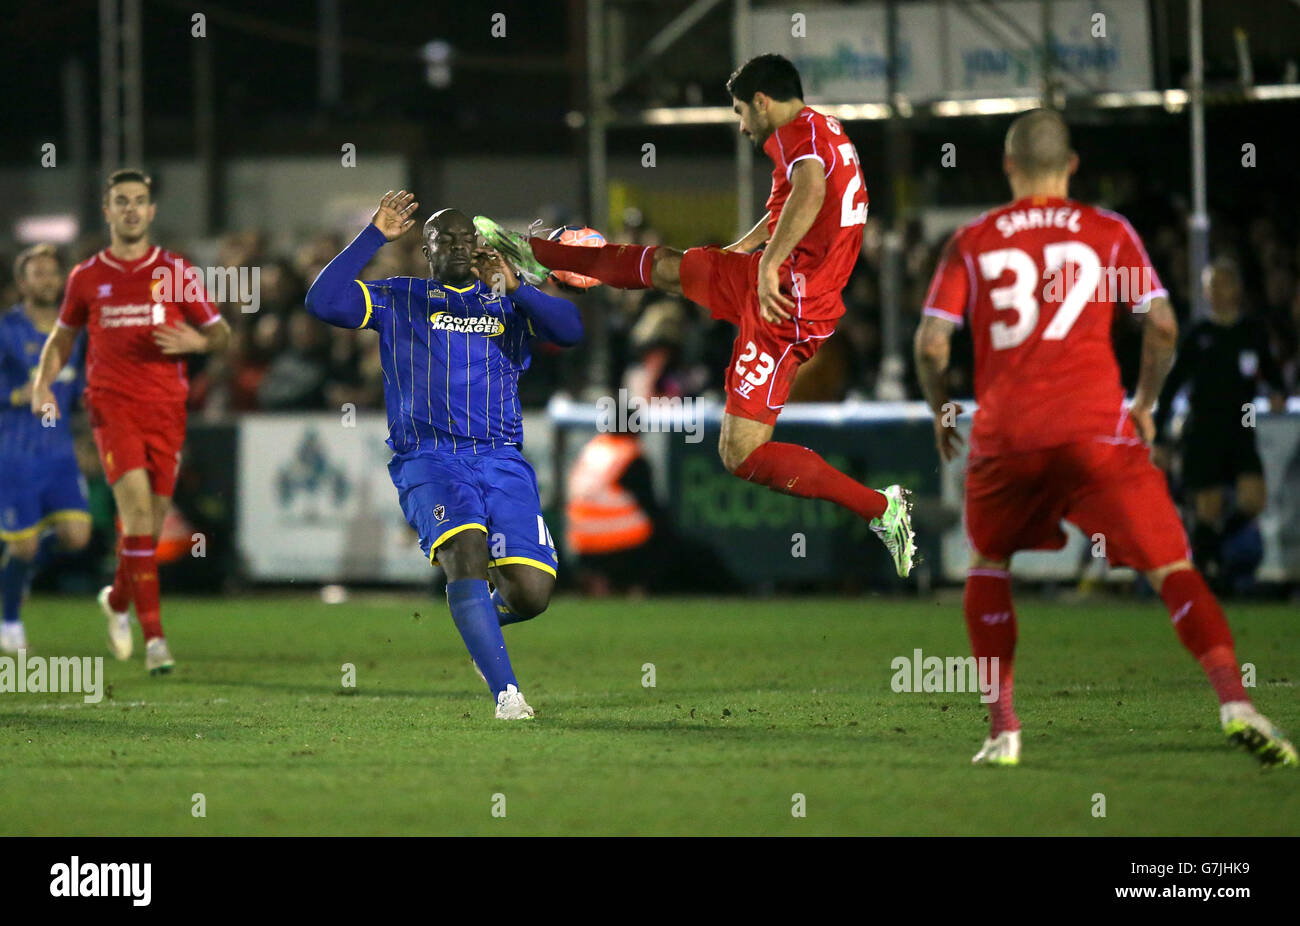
[
  {"left": 476, "top": 54, "right": 915, "bottom": 577},
  {"left": 914, "top": 109, "right": 1295, "bottom": 767},
  {"left": 31, "top": 169, "right": 232, "bottom": 675}
]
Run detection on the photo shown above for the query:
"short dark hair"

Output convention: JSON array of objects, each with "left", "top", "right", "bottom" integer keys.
[
  {"left": 103, "top": 168, "right": 153, "bottom": 200},
  {"left": 726, "top": 54, "right": 804, "bottom": 104}
]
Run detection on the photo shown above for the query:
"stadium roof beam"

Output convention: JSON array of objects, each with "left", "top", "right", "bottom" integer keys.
[
  {"left": 612, "top": 84, "right": 1300, "bottom": 127},
  {"left": 605, "top": 0, "right": 730, "bottom": 97}
]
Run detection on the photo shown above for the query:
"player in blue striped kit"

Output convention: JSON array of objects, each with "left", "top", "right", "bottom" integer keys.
[
  {"left": 0, "top": 245, "right": 92, "bottom": 653},
  {"left": 305, "top": 191, "right": 583, "bottom": 719}
]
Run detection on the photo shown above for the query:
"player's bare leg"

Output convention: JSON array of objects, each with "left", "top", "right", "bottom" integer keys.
[
  {"left": 53, "top": 518, "right": 92, "bottom": 553},
  {"left": 721, "top": 412, "right": 915, "bottom": 577},
  {"left": 1145, "top": 559, "right": 1296, "bottom": 767},
  {"left": 151, "top": 493, "right": 171, "bottom": 540},
  {"left": 646, "top": 248, "right": 685, "bottom": 295},
  {"left": 965, "top": 551, "right": 1020, "bottom": 766},
  {"left": 489, "top": 563, "right": 555, "bottom": 626},
  {"left": 717, "top": 413, "right": 774, "bottom": 473},
  {"left": 438, "top": 532, "right": 533, "bottom": 718}
]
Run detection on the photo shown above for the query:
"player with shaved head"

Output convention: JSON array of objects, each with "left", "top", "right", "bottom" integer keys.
[
  {"left": 305, "top": 192, "right": 583, "bottom": 719},
  {"left": 1003, "top": 107, "right": 1076, "bottom": 178},
  {"left": 914, "top": 108, "right": 1296, "bottom": 768}
]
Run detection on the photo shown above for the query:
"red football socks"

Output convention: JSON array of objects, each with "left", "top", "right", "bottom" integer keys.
[
  {"left": 528, "top": 238, "right": 656, "bottom": 289},
  {"left": 964, "top": 570, "right": 1019, "bottom": 736},
  {"left": 107, "top": 534, "right": 131, "bottom": 613},
  {"left": 1159, "top": 568, "right": 1248, "bottom": 705},
  {"left": 735, "top": 442, "right": 888, "bottom": 521},
  {"left": 122, "top": 534, "right": 163, "bottom": 641}
]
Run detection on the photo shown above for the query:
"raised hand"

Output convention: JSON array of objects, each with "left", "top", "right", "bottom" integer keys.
[
  {"left": 371, "top": 190, "right": 419, "bottom": 241},
  {"left": 1129, "top": 405, "right": 1156, "bottom": 445},
  {"left": 934, "top": 401, "right": 965, "bottom": 462},
  {"left": 471, "top": 247, "right": 519, "bottom": 294}
]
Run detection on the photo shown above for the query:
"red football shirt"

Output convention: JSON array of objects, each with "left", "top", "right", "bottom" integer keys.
[
  {"left": 923, "top": 196, "right": 1166, "bottom": 458},
  {"left": 57, "top": 246, "right": 222, "bottom": 404},
  {"left": 762, "top": 106, "right": 868, "bottom": 320}
]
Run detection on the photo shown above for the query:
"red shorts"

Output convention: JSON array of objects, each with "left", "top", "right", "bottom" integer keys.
[
  {"left": 86, "top": 391, "right": 187, "bottom": 497},
  {"left": 964, "top": 439, "right": 1190, "bottom": 570},
  {"left": 680, "top": 247, "right": 838, "bottom": 425}
]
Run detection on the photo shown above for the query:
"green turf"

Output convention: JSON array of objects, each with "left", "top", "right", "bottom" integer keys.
[{"left": 0, "top": 593, "right": 1295, "bottom": 835}]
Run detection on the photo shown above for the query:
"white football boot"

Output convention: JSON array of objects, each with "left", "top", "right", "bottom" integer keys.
[
  {"left": 1220, "top": 701, "right": 1297, "bottom": 768},
  {"left": 98, "top": 586, "right": 133, "bottom": 661},
  {"left": 972, "top": 730, "right": 1021, "bottom": 766},
  {"left": 495, "top": 684, "right": 534, "bottom": 720},
  {"left": 145, "top": 637, "right": 175, "bottom": 675},
  {"left": 0, "top": 621, "right": 27, "bottom": 654}
]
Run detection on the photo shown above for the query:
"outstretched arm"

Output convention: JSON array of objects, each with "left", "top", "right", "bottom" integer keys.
[
  {"left": 306, "top": 190, "right": 418, "bottom": 328},
  {"left": 471, "top": 247, "right": 582, "bottom": 347},
  {"left": 511, "top": 284, "right": 583, "bottom": 347}
]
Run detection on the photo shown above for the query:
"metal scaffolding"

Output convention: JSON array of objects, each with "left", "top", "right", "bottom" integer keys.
[{"left": 582, "top": 0, "right": 1300, "bottom": 380}]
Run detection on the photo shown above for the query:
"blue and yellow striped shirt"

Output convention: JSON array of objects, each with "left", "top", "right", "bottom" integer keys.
[
  {"left": 306, "top": 224, "right": 582, "bottom": 455},
  {"left": 0, "top": 304, "right": 84, "bottom": 460}
]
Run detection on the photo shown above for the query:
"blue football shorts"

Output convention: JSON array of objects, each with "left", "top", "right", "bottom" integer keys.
[
  {"left": 389, "top": 444, "right": 558, "bottom": 577},
  {"left": 0, "top": 453, "right": 91, "bottom": 543}
]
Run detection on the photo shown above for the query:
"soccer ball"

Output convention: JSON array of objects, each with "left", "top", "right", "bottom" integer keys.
[{"left": 547, "top": 225, "right": 605, "bottom": 289}]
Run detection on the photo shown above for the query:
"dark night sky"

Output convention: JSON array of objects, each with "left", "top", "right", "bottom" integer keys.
[
  {"left": 4, "top": 0, "right": 1300, "bottom": 198},
  {"left": 1, "top": 0, "right": 578, "bottom": 162}
]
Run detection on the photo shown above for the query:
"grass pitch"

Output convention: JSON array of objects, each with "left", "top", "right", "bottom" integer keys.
[{"left": 1, "top": 593, "right": 1295, "bottom": 835}]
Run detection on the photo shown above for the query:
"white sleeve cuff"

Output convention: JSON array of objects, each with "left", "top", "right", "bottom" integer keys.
[
  {"left": 1131, "top": 288, "right": 1168, "bottom": 312},
  {"left": 785, "top": 153, "right": 826, "bottom": 181},
  {"left": 923, "top": 306, "right": 964, "bottom": 327}
]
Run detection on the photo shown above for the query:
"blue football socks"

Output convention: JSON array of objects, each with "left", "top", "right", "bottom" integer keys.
[
  {"left": 491, "top": 587, "right": 531, "bottom": 627},
  {"left": 446, "top": 578, "right": 517, "bottom": 697},
  {"left": 1, "top": 551, "right": 31, "bottom": 625}
]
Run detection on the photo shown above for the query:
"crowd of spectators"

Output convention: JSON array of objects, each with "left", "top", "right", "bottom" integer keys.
[
  {"left": 586, "top": 198, "right": 1300, "bottom": 407},
  {"left": 3, "top": 193, "right": 1298, "bottom": 417}
]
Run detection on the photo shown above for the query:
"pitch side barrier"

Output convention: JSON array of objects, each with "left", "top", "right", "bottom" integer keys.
[
  {"left": 545, "top": 397, "right": 1300, "bottom": 588},
  {"left": 197, "top": 401, "right": 1298, "bottom": 586}
]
